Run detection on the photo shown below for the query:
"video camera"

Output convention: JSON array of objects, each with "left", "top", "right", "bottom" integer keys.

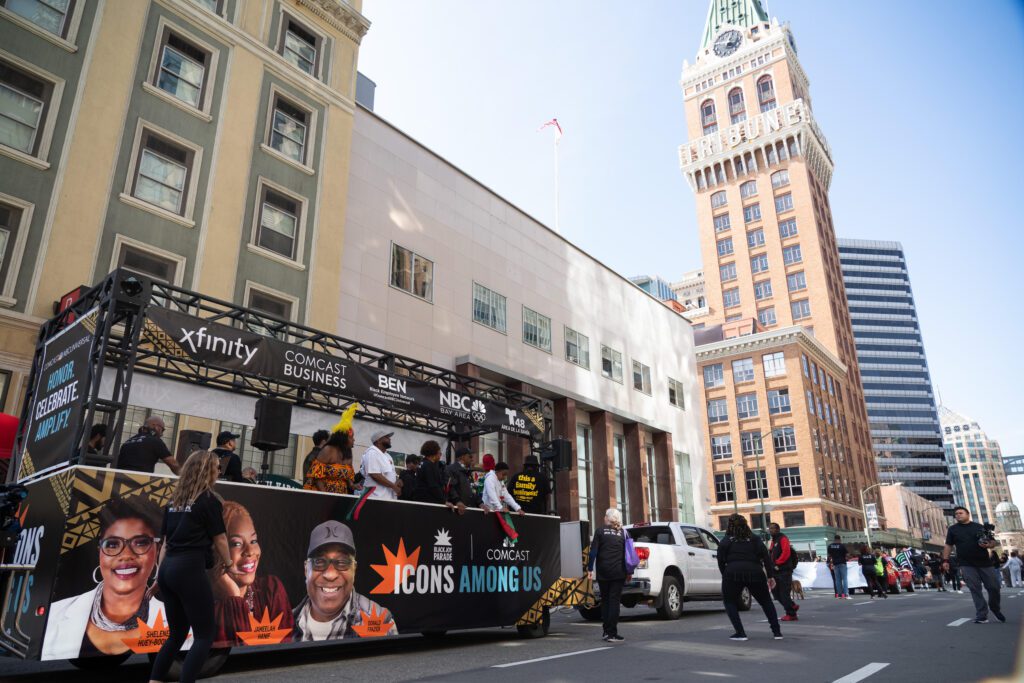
[
  {"left": 980, "top": 522, "right": 997, "bottom": 545},
  {"left": 0, "top": 483, "right": 28, "bottom": 549}
]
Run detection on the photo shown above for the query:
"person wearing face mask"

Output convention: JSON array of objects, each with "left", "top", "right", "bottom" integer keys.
[
  {"left": 292, "top": 521, "right": 397, "bottom": 641},
  {"left": 212, "top": 502, "right": 293, "bottom": 646},
  {"left": 361, "top": 431, "right": 401, "bottom": 500}
]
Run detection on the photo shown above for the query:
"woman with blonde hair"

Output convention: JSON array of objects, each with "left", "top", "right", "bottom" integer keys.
[
  {"left": 586, "top": 508, "right": 629, "bottom": 642},
  {"left": 149, "top": 451, "right": 233, "bottom": 683}
]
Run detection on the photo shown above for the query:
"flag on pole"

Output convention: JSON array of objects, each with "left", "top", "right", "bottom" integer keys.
[
  {"left": 538, "top": 118, "right": 563, "bottom": 141},
  {"left": 894, "top": 549, "right": 913, "bottom": 570}
]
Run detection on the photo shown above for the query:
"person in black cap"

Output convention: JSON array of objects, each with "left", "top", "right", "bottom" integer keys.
[
  {"left": 398, "top": 454, "right": 420, "bottom": 501},
  {"left": 213, "top": 430, "right": 243, "bottom": 482},
  {"left": 446, "top": 446, "right": 477, "bottom": 513},
  {"left": 118, "top": 416, "right": 180, "bottom": 475},
  {"left": 508, "top": 455, "right": 551, "bottom": 514},
  {"left": 292, "top": 521, "right": 397, "bottom": 641}
]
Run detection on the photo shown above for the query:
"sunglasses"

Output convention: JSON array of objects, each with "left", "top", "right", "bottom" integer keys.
[
  {"left": 309, "top": 557, "right": 354, "bottom": 572},
  {"left": 99, "top": 535, "right": 159, "bottom": 556}
]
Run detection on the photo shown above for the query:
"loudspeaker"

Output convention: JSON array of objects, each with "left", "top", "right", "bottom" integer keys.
[
  {"left": 252, "top": 398, "right": 292, "bottom": 451},
  {"left": 550, "top": 438, "right": 572, "bottom": 472},
  {"left": 175, "top": 430, "right": 211, "bottom": 465}
]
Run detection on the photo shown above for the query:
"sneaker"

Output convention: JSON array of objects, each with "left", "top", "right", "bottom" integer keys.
[
  {"left": 844, "top": 595, "right": 853, "bottom": 600},
  {"left": 835, "top": 594, "right": 840, "bottom": 599},
  {"left": 607, "top": 634, "right": 625, "bottom": 642},
  {"left": 957, "top": 590, "right": 964, "bottom": 594},
  {"left": 992, "top": 610, "right": 1006, "bottom": 623},
  {"left": 973, "top": 618, "right": 989, "bottom": 624},
  {"left": 793, "top": 603, "right": 800, "bottom": 613},
  {"left": 729, "top": 633, "right": 748, "bottom": 641},
  {"left": 601, "top": 634, "right": 610, "bottom": 641},
  {"left": 781, "top": 615, "right": 798, "bottom": 622},
  {"left": 772, "top": 632, "right": 784, "bottom": 640}
]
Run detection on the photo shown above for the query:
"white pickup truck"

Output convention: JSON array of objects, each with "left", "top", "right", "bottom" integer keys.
[{"left": 580, "top": 521, "right": 751, "bottom": 621}]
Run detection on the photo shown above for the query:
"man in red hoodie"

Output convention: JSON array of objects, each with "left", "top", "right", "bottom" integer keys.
[{"left": 769, "top": 523, "right": 800, "bottom": 621}]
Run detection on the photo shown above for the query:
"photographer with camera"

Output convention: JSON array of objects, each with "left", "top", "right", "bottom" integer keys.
[{"left": 942, "top": 506, "right": 1004, "bottom": 624}]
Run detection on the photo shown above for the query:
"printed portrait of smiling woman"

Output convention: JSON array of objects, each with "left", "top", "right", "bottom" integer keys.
[
  {"left": 41, "top": 496, "right": 166, "bottom": 659},
  {"left": 212, "top": 501, "right": 293, "bottom": 645}
]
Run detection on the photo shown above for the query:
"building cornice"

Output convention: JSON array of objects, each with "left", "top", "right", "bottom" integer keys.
[
  {"left": 296, "top": 0, "right": 371, "bottom": 44},
  {"left": 696, "top": 325, "right": 847, "bottom": 377}
]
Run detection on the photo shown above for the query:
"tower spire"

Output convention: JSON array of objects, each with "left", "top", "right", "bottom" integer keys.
[{"left": 700, "top": 0, "right": 770, "bottom": 50}]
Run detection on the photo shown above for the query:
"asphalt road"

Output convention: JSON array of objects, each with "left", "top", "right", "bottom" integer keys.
[{"left": 2, "top": 586, "right": 1022, "bottom": 682}]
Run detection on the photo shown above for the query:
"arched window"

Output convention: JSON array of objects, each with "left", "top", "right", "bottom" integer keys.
[
  {"left": 701, "top": 99, "right": 718, "bottom": 134},
  {"left": 711, "top": 190, "right": 727, "bottom": 209},
  {"left": 728, "top": 88, "right": 746, "bottom": 124},
  {"left": 740, "top": 180, "right": 757, "bottom": 198},
  {"left": 757, "top": 76, "right": 776, "bottom": 112}
]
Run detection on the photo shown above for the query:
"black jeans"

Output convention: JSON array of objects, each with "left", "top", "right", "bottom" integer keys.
[
  {"left": 772, "top": 570, "right": 798, "bottom": 616},
  {"left": 862, "top": 568, "right": 885, "bottom": 597},
  {"left": 722, "top": 575, "right": 779, "bottom": 635},
  {"left": 598, "top": 579, "right": 624, "bottom": 637},
  {"left": 150, "top": 551, "right": 215, "bottom": 683}
]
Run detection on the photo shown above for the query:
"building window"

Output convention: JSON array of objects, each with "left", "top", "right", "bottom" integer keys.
[
  {"left": 827, "top": 375, "right": 835, "bottom": 396},
  {"left": 154, "top": 30, "right": 210, "bottom": 109},
  {"left": 728, "top": 87, "right": 746, "bottom": 124},
  {"left": 632, "top": 359, "right": 652, "bottom": 394},
  {"left": 757, "top": 75, "right": 776, "bottom": 112},
  {"left": 732, "top": 358, "right": 754, "bottom": 383},
  {"left": 771, "top": 169, "right": 790, "bottom": 189},
  {"left": 565, "top": 327, "right": 590, "bottom": 368},
  {"left": 806, "top": 390, "right": 815, "bottom": 416},
  {"left": 707, "top": 398, "right": 729, "bottom": 424},
  {"left": 801, "top": 354, "right": 809, "bottom": 377},
  {"left": 577, "top": 425, "right": 594, "bottom": 523},
  {"left": 761, "top": 353, "right": 785, "bottom": 378},
  {"left": 778, "top": 466, "right": 803, "bottom": 497},
  {"left": 711, "top": 435, "right": 732, "bottom": 460},
  {"left": 701, "top": 99, "right": 718, "bottom": 134},
  {"left": 713, "top": 214, "right": 731, "bottom": 233},
  {"left": 719, "top": 262, "right": 737, "bottom": 282},
  {"left": 390, "top": 243, "right": 433, "bottom": 302},
  {"left": 758, "top": 307, "right": 776, "bottom": 327},
  {"left": 668, "top": 378, "right": 685, "bottom": 408},
  {"left": 787, "top": 271, "right": 807, "bottom": 292},
  {"left": 703, "top": 363, "right": 724, "bottom": 388},
  {"left": 0, "top": 60, "right": 53, "bottom": 156},
  {"left": 0, "top": 200, "right": 26, "bottom": 294},
  {"left": 715, "top": 473, "right": 735, "bottom": 502},
  {"left": 743, "top": 203, "right": 761, "bottom": 223},
  {"left": 773, "top": 426, "right": 797, "bottom": 453},
  {"left": 723, "top": 287, "right": 740, "bottom": 308},
  {"left": 745, "top": 469, "right": 768, "bottom": 500},
  {"left": 717, "top": 237, "right": 734, "bottom": 256},
  {"left": 736, "top": 392, "right": 758, "bottom": 419},
  {"left": 646, "top": 444, "right": 660, "bottom": 522},
  {"left": 791, "top": 299, "right": 811, "bottom": 320},
  {"left": 750, "top": 512, "right": 772, "bottom": 530},
  {"left": 132, "top": 130, "right": 193, "bottom": 215},
  {"left": 601, "top": 345, "right": 624, "bottom": 382},
  {"left": 782, "top": 244, "right": 802, "bottom": 265},
  {"left": 246, "top": 286, "right": 295, "bottom": 339},
  {"left": 747, "top": 228, "right": 765, "bottom": 248},
  {"left": 741, "top": 430, "right": 763, "bottom": 457},
  {"left": 279, "top": 15, "right": 322, "bottom": 77},
  {"left": 116, "top": 242, "right": 179, "bottom": 284},
  {"left": 751, "top": 253, "right": 769, "bottom": 274},
  {"left": 522, "top": 307, "right": 552, "bottom": 352},
  {"left": 192, "top": 0, "right": 222, "bottom": 14},
  {"left": 613, "top": 435, "right": 630, "bottom": 523},
  {"left": 268, "top": 94, "right": 310, "bottom": 164},
  {"left": 779, "top": 217, "right": 798, "bottom": 238},
  {"left": 740, "top": 179, "right": 757, "bottom": 198},
  {"left": 710, "top": 190, "right": 727, "bottom": 209},
  {"left": 783, "top": 510, "right": 805, "bottom": 527},
  {"left": 1, "top": 0, "right": 74, "bottom": 37},
  {"left": 254, "top": 185, "right": 302, "bottom": 259},
  {"left": 768, "top": 388, "right": 790, "bottom": 415},
  {"left": 774, "top": 193, "right": 794, "bottom": 213},
  {"left": 472, "top": 282, "right": 506, "bottom": 332},
  {"left": 754, "top": 280, "right": 773, "bottom": 300}
]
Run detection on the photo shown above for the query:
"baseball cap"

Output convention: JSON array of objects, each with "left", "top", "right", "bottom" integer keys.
[
  {"left": 216, "top": 430, "right": 240, "bottom": 446},
  {"left": 455, "top": 447, "right": 473, "bottom": 458},
  {"left": 306, "top": 520, "right": 356, "bottom": 558},
  {"left": 370, "top": 429, "right": 394, "bottom": 444}
]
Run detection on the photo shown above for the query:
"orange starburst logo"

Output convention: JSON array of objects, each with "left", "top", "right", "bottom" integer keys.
[
  {"left": 121, "top": 610, "right": 171, "bottom": 653},
  {"left": 369, "top": 538, "right": 420, "bottom": 594},
  {"left": 235, "top": 608, "right": 292, "bottom": 646},
  {"left": 350, "top": 604, "right": 394, "bottom": 638}
]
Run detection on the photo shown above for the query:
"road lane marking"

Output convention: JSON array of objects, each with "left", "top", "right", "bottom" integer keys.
[
  {"left": 854, "top": 601, "right": 877, "bottom": 606},
  {"left": 492, "top": 647, "right": 611, "bottom": 668},
  {"left": 947, "top": 618, "right": 971, "bottom": 626},
  {"left": 832, "top": 662, "right": 890, "bottom": 683},
  {"left": 692, "top": 672, "right": 736, "bottom": 678}
]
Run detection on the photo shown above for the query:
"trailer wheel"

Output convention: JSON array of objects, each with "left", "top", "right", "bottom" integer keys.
[
  {"left": 69, "top": 651, "right": 132, "bottom": 670},
  {"left": 517, "top": 607, "right": 550, "bottom": 638},
  {"left": 147, "top": 646, "right": 231, "bottom": 680},
  {"left": 576, "top": 603, "right": 602, "bottom": 621}
]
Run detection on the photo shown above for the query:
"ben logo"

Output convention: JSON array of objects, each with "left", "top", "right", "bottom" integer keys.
[{"left": 433, "top": 529, "right": 452, "bottom": 562}]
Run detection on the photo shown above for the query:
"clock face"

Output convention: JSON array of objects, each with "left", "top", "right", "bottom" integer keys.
[{"left": 713, "top": 29, "right": 743, "bottom": 57}]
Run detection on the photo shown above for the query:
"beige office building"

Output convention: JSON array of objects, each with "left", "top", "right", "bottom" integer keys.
[
  {"left": 940, "top": 406, "right": 1013, "bottom": 526},
  {"left": 878, "top": 483, "right": 946, "bottom": 544}
]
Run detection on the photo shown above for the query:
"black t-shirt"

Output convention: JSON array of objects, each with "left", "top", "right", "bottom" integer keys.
[
  {"left": 508, "top": 469, "right": 550, "bottom": 514},
  {"left": 827, "top": 542, "right": 848, "bottom": 564},
  {"left": 213, "top": 447, "right": 243, "bottom": 482},
  {"left": 858, "top": 552, "right": 876, "bottom": 570},
  {"left": 588, "top": 526, "right": 626, "bottom": 581},
  {"left": 945, "top": 522, "right": 993, "bottom": 567},
  {"left": 118, "top": 432, "right": 172, "bottom": 473},
  {"left": 161, "top": 491, "right": 226, "bottom": 560}
]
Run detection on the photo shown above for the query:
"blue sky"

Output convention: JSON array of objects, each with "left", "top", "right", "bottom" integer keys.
[{"left": 358, "top": 1, "right": 1024, "bottom": 494}]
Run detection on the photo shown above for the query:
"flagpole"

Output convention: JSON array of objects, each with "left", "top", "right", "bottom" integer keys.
[{"left": 554, "top": 137, "right": 560, "bottom": 233}]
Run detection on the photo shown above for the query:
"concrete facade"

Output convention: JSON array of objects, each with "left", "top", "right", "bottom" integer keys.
[
  {"left": 940, "top": 406, "right": 1013, "bottom": 526},
  {"left": 878, "top": 483, "right": 947, "bottom": 544}
]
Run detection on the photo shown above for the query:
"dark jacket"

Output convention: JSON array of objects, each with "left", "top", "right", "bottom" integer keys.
[
  {"left": 398, "top": 469, "right": 419, "bottom": 501},
  {"left": 769, "top": 533, "right": 795, "bottom": 572},
  {"left": 587, "top": 525, "right": 627, "bottom": 581},
  {"left": 445, "top": 462, "right": 477, "bottom": 506},
  {"left": 213, "top": 447, "right": 243, "bottom": 482},
  {"left": 414, "top": 459, "right": 446, "bottom": 504},
  {"left": 718, "top": 535, "right": 774, "bottom": 581}
]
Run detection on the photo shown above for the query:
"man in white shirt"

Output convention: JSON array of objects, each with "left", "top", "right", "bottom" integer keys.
[
  {"left": 362, "top": 430, "right": 401, "bottom": 500},
  {"left": 482, "top": 462, "right": 525, "bottom": 515}
]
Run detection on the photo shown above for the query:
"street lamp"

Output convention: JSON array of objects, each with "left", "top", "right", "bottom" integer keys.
[{"left": 861, "top": 483, "right": 883, "bottom": 549}]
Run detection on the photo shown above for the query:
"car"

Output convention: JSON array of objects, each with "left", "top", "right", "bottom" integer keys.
[{"left": 578, "top": 522, "right": 751, "bottom": 621}]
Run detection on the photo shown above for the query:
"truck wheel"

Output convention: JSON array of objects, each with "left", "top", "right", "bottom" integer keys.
[
  {"left": 656, "top": 576, "right": 683, "bottom": 620},
  {"left": 738, "top": 586, "right": 752, "bottom": 612},
  {"left": 517, "top": 607, "right": 550, "bottom": 638},
  {"left": 147, "top": 647, "right": 231, "bottom": 680},
  {"left": 69, "top": 651, "right": 132, "bottom": 670},
  {"left": 576, "top": 603, "right": 602, "bottom": 621}
]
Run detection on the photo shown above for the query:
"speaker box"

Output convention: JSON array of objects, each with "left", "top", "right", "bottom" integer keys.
[
  {"left": 550, "top": 438, "right": 572, "bottom": 472},
  {"left": 175, "top": 430, "right": 211, "bottom": 465},
  {"left": 252, "top": 398, "right": 292, "bottom": 451}
]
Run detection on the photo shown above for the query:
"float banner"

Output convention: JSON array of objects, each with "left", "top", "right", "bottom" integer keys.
[
  {"left": 143, "top": 307, "right": 544, "bottom": 438},
  {"left": 18, "top": 308, "right": 99, "bottom": 481},
  {"left": 36, "top": 467, "right": 560, "bottom": 661}
]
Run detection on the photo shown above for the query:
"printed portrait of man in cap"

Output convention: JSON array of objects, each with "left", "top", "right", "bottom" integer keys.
[{"left": 292, "top": 520, "right": 398, "bottom": 641}]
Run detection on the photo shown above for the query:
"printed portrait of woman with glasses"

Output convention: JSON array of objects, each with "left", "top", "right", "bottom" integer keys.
[{"left": 42, "top": 495, "right": 168, "bottom": 660}]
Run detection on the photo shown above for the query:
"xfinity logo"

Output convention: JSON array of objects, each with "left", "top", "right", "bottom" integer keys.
[{"left": 180, "top": 327, "right": 258, "bottom": 365}]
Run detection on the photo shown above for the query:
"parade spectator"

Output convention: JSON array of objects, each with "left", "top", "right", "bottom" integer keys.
[
  {"left": 587, "top": 508, "right": 629, "bottom": 642},
  {"left": 768, "top": 523, "right": 799, "bottom": 621},
  {"left": 213, "top": 431, "right": 243, "bottom": 482},
  {"left": 481, "top": 462, "right": 524, "bottom": 515},
  {"left": 304, "top": 429, "right": 355, "bottom": 494},
  {"left": 398, "top": 454, "right": 420, "bottom": 501},
  {"left": 302, "top": 430, "right": 330, "bottom": 487},
  {"left": 944, "top": 506, "right": 1003, "bottom": 623},
  {"left": 362, "top": 431, "right": 401, "bottom": 500},
  {"left": 945, "top": 553, "right": 963, "bottom": 593},
  {"left": 927, "top": 553, "right": 946, "bottom": 591},
  {"left": 717, "top": 514, "right": 782, "bottom": 641},
  {"left": 118, "top": 416, "right": 180, "bottom": 475},
  {"left": 508, "top": 455, "right": 551, "bottom": 514},
  {"left": 999, "top": 552, "right": 1011, "bottom": 588},
  {"left": 84, "top": 423, "right": 108, "bottom": 459},
  {"left": 1007, "top": 551, "right": 1023, "bottom": 587},
  {"left": 826, "top": 535, "right": 850, "bottom": 599},
  {"left": 241, "top": 467, "right": 259, "bottom": 484},
  {"left": 414, "top": 440, "right": 448, "bottom": 505},
  {"left": 482, "top": 453, "right": 496, "bottom": 472},
  {"left": 858, "top": 545, "right": 885, "bottom": 598},
  {"left": 445, "top": 447, "right": 477, "bottom": 511}
]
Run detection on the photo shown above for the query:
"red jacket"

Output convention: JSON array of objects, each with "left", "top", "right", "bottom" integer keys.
[{"left": 769, "top": 534, "right": 792, "bottom": 568}]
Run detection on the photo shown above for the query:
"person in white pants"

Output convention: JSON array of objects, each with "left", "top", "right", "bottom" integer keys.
[{"left": 1008, "top": 551, "right": 1023, "bottom": 588}]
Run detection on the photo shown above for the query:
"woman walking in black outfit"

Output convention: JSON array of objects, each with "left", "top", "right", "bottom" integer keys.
[
  {"left": 150, "top": 451, "right": 233, "bottom": 683},
  {"left": 587, "top": 507, "right": 629, "bottom": 642},
  {"left": 717, "top": 514, "right": 782, "bottom": 641},
  {"left": 857, "top": 545, "right": 886, "bottom": 598}
]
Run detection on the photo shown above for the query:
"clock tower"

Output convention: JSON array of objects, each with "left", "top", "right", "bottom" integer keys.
[{"left": 681, "top": 1, "right": 886, "bottom": 537}]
